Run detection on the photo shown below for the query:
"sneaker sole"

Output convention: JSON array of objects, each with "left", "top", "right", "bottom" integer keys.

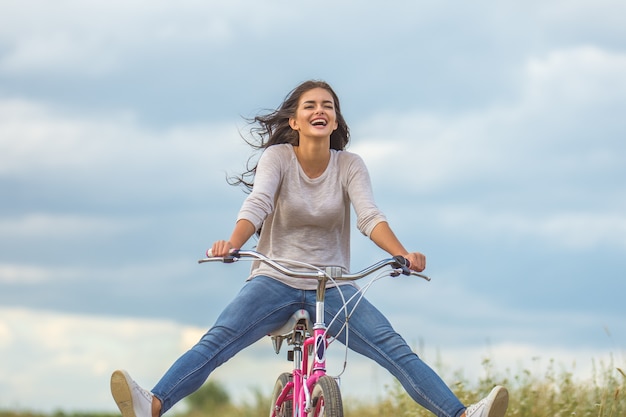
[
  {"left": 486, "top": 386, "right": 509, "bottom": 417},
  {"left": 111, "top": 370, "right": 137, "bottom": 417}
]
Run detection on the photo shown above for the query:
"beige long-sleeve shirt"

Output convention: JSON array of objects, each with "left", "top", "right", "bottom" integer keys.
[{"left": 237, "top": 143, "right": 387, "bottom": 290}]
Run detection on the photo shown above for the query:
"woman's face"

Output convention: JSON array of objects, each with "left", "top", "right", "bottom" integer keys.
[{"left": 289, "top": 87, "right": 339, "bottom": 140}]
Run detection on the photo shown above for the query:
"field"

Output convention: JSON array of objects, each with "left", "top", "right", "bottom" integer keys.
[{"left": 1, "top": 355, "right": 624, "bottom": 417}]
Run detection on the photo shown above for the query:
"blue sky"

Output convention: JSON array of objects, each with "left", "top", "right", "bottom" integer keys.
[{"left": 1, "top": 0, "right": 625, "bottom": 413}]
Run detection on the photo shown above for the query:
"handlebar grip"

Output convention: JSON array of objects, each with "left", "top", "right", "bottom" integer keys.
[
  {"left": 393, "top": 256, "right": 431, "bottom": 280},
  {"left": 392, "top": 255, "right": 412, "bottom": 275},
  {"left": 205, "top": 248, "right": 239, "bottom": 263}
]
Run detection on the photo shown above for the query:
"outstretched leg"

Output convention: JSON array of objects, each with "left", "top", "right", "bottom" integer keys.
[
  {"left": 112, "top": 276, "right": 305, "bottom": 416},
  {"left": 323, "top": 285, "right": 465, "bottom": 417}
]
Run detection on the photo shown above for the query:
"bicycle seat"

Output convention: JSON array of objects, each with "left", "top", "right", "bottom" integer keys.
[{"left": 269, "top": 309, "right": 312, "bottom": 337}]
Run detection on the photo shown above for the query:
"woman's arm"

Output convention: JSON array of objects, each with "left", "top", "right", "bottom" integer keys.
[
  {"left": 211, "top": 146, "right": 286, "bottom": 257},
  {"left": 343, "top": 153, "right": 426, "bottom": 272},
  {"left": 211, "top": 219, "right": 256, "bottom": 257},
  {"left": 369, "top": 221, "right": 426, "bottom": 272}
]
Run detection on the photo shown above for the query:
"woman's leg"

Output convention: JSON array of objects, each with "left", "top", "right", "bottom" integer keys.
[
  {"left": 152, "top": 276, "right": 304, "bottom": 414},
  {"left": 323, "top": 285, "right": 465, "bottom": 417}
]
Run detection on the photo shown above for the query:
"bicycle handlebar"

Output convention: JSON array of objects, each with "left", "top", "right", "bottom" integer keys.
[{"left": 199, "top": 249, "right": 430, "bottom": 282}]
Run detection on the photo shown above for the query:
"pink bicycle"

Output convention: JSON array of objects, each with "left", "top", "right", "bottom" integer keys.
[{"left": 199, "top": 249, "right": 430, "bottom": 417}]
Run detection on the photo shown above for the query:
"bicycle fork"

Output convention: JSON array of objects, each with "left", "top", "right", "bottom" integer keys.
[
  {"left": 300, "top": 289, "right": 331, "bottom": 415},
  {"left": 278, "top": 268, "right": 339, "bottom": 417}
]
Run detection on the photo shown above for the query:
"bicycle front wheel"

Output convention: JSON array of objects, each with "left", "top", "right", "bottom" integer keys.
[
  {"left": 269, "top": 372, "right": 292, "bottom": 417},
  {"left": 308, "top": 375, "right": 343, "bottom": 417}
]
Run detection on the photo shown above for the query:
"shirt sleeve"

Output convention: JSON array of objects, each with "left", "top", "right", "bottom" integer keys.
[
  {"left": 341, "top": 152, "right": 387, "bottom": 237},
  {"left": 236, "top": 145, "right": 284, "bottom": 230}
]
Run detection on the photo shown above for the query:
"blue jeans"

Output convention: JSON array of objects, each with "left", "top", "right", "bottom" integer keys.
[{"left": 152, "top": 276, "right": 465, "bottom": 417}]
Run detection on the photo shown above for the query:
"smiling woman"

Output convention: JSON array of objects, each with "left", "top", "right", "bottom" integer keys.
[
  {"left": 289, "top": 88, "right": 340, "bottom": 179},
  {"left": 109, "top": 80, "right": 508, "bottom": 417},
  {"left": 1, "top": 0, "right": 625, "bottom": 413},
  {"left": 228, "top": 80, "right": 351, "bottom": 192}
]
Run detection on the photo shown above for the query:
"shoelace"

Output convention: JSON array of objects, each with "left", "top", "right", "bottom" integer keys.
[
  {"left": 465, "top": 398, "right": 486, "bottom": 417},
  {"left": 132, "top": 380, "right": 153, "bottom": 402}
]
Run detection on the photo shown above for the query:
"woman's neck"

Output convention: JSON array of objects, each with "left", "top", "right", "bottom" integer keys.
[{"left": 293, "top": 139, "right": 331, "bottom": 179}]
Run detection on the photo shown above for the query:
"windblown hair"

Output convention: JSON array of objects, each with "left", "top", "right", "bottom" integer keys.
[{"left": 228, "top": 80, "right": 350, "bottom": 192}]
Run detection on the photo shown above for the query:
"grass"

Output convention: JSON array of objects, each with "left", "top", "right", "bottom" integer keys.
[
  {"left": 1, "top": 355, "right": 624, "bottom": 417},
  {"left": 343, "top": 355, "right": 625, "bottom": 417}
]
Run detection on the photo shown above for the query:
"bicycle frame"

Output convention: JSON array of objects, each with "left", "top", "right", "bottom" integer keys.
[
  {"left": 273, "top": 312, "right": 330, "bottom": 417},
  {"left": 199, "top": 249, "right": 429, "bottom": 417},
  {"left": 285, "top": 266, "right": 343, "bottom": 417}
]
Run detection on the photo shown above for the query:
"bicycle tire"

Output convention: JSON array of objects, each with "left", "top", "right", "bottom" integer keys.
[
  {"left": 308, "top": 375, "right": 343, "bottom": 417},
  {"left": 269, "top": 372, "right": 293, "bottom": 417}
]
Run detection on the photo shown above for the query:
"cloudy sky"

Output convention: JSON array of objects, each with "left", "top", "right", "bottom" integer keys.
[{"left": 1, "top": 0, "right": 625, "bottom": 413}]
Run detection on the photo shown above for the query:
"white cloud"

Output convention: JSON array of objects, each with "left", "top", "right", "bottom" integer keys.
[
  {"left": 0, "top": 32, "right": 120, "bottom": 76},
  {"left": 0, "top": 264, "right": 65, "bottom": 284},
  {"left": 0, "top": 97, "right": 247, "bottom": 199},
  {"left": 0, "top": 0, "right": 292, "bottom": 75},
  {"left": 0, "top": 307, "right": 196, "bottom": 411},
  {"left": 537, "top": 0, "right": 626, "bottom": 34},
  {"left": 431, "top": 343, "right": 622, "bottom": 388},
  {"left": 431, "top": 206, "right": 626, "bottom": 250},
  {"left": 355, "top": 45, "right": 626, "bottom": 187},
  {"left": 2, "top": 0, "right": 623, "bottom": 78},
  {"left": 0, "top": 257, "right": 195, "bottom": 287},
  {"left": 352, "top": 112, "right": 502, "bottom": 191},
  {"left": 350, "top": 45, "right": 626, "bottom": 253},
  {"left": 0, "top": 306, "right": 620, "bottom": 413},
  {"left": 0, "top": 213, "right": 131, "bottom": 240},
  {"left": 523, "top": 45, "right": 626, "bottom": 113}
]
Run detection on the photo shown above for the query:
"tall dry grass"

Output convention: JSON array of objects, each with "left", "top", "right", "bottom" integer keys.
[
  {"left": 343, "top": 355, "right": 625, "bottom": 417},
  {"left": 1, "top": 355, "right": 623, "bottom": 417}
]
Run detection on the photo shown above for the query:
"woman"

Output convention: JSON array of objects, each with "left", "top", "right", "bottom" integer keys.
[{"left": 111, "top": 80, "right": 508, "bottom": 417}]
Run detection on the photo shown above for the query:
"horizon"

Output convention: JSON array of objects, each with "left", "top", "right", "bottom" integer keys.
[{"left": 1, "top": 0, "right": 625, "bottom": 412}]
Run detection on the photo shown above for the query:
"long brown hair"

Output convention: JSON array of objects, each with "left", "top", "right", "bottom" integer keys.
[{"left": 228, "top": 80, "right": 350, "bottom": 192}]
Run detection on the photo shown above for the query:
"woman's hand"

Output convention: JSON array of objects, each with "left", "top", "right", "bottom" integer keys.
[
  {"left": 211, "top": 240, "right": 235, "bottom": 257},
  {"left": 211, "top": 219, "right": 256, "bottom": 257},
  {"left": 404, "top": 252, "right": 426, "bottom": 272},
  {"left": 369, "top": 222, "right": 427, "bottom": 272}
]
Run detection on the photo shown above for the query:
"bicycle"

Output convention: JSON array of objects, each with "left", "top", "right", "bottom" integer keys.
[{"left": 199, "top": 249, "right": 430, "bottom": 417}]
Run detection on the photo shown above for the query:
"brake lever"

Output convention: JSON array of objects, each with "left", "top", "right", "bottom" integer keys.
[
  {"left": 222, "top": 249, "right": 240, "bottom": 264},
  {"left": 392, "top": 255, "right": 412, "bottom": 276},
  {"left": 201, "top": 248, "right": 241, "bottom": 264}
]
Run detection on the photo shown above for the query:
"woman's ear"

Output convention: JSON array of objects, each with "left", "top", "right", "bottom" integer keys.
[{"left": 289, "top": 117, "right": 299, "bottom": 131}]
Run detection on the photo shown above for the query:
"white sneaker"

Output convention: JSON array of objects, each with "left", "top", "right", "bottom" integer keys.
[
  {"left": 111, "top": 370, "right": 154, "bottom": 417},
  {"left": 465, "top": 386, "right": 509, "bottom": 417}
]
